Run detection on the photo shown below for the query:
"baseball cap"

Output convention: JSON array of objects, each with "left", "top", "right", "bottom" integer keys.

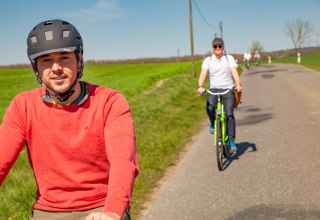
[{"left": 212, "top": 38, "right": 224, "bottom": 46}]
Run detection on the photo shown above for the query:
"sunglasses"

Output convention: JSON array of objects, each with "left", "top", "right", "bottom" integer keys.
[{"left": 213, "top": 45, "right": 223, "bottom": 49}]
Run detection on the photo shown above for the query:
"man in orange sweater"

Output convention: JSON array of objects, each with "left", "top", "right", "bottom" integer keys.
[{"left": 0, "top": 19, "right": 139, "bottom": 220}]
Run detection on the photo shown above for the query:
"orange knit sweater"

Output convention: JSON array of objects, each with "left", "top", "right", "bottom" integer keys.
[{"left": 0, "top": 82, "right": 139, "bottom": 217}]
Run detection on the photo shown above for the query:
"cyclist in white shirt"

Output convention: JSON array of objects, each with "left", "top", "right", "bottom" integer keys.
[
  {"left": 243, "top": 50, "right": 252, "bottom": 69},
  {"left": 197, "top": 38, "right": 242, "bottom": 152}
]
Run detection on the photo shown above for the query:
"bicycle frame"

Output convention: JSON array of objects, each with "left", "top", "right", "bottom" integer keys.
[
  {"left": 254, "top": 58, "right": 260, "bottom": 67},
  {"left": 245, "top": 59, "right": 250, "bottom": 69},
  {"left": 206, "top": 89, "right": 230, "bottom": 171},
  {"left": 206, "top": 90, "right": 229, "bottom": 146},
  {"left": 214, "top": 96, "right": 228, "bottom": 146}
]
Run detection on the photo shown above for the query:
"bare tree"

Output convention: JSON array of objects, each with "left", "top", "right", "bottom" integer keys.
[
  {"left": 284, "top": 17, "right": 314, "bottom": 49},
  {"left": 250, "top": 40, "right": 264, "bottom": 54}
]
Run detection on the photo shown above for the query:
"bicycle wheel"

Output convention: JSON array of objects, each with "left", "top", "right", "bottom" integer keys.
[{"left": 215, "top": 118, "right": 223, "bottom": 171}]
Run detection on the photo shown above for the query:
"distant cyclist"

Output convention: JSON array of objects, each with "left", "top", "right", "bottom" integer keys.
[
  {"left": 0, "top": 19, "right": 139, "bottom": 220},
  {"left": 243, "top": 50, "right": 252, "bottom": 69},
  {"left": 197, "top": 38, "right": 242, "bottom": 152},
  {"left": 253, "top": 51, "right": 261, "bottom": 66}
]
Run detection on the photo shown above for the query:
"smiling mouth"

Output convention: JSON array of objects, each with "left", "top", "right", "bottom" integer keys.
[{"left": 51, "top": 76, "right": 67, "bottom": 83}]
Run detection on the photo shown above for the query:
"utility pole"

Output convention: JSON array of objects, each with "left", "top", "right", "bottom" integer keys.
[
  {"left": 219, "top": 21, "right": 223, "bottom": 39},
  {"left": 189, "top": 0, "right": 195, "bottom": 77}
]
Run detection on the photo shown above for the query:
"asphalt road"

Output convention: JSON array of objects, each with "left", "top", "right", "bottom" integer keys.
[{"left": 139, "top": 63, "right": 320, "bottom": 220}]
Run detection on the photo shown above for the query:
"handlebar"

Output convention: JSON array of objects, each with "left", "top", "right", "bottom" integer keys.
[
  {"left": 206, "top": 89, "right": 230, "bottom": 96},
  {"left": 200, "top": 89, "right": 230, "bottom": 96}
]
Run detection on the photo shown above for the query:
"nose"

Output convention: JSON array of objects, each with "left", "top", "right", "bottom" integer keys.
[{"left": 52, "top": 61, "right": 63, "bottom": 73}]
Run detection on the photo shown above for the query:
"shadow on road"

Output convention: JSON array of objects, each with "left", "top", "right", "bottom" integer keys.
[
  {"left": 236, "top": 105, "right": 273, "bottom": 126},
  {"left": 234, "top": 141, "right": 257, "bottom": 157},
  {"left": 246, "top": 68, "right": 287, "bottom": 75},
  {"left": 220, "top": 142, "right": 257, "bottom": 171},
  {"left": 226, "top": 203, "right": 320, "bottom": 220}
]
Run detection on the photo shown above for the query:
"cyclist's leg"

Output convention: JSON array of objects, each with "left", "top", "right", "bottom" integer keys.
[
  {"left": 222, "top": 90, "right": 235, "bottom": 141},
  {"left": 30, "top": 209, "right": 73, "bottom": 220},
  {"left": 206, "top": 93, "right": 216, "bottom": 128},
  {"left": 30, "top": 208, "right": 131, "bottom": 220}
]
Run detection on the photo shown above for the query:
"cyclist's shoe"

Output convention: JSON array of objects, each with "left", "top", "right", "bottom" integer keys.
[
  {"left": 229, "top": 140, "right": 237, "bottom": 154},
  {"left": 209, "top": 124, "right": 215, "bottom": 134}
]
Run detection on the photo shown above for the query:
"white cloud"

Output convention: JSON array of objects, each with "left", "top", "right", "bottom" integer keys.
[{"left": 69, "top": 0, "right": 126, "bottom": 22}]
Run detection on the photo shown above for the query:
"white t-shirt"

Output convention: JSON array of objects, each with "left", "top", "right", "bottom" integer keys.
[
  {"left": 243, "top": 52, "right": 251, "bottom": 60},
  {"left": 201, "top": 54, "right": 236, "bottom": 89}
]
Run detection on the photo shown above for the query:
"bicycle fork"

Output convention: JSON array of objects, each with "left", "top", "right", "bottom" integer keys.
[
  {"left": 220, "top": 104, "right": 228, "bottom": 143},
  {"left": 214, "top": 101, "right": 228, "bottom": 145}
]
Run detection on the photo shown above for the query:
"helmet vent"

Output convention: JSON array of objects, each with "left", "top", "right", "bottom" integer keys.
[
  {"left": 63, "top": 30, "right": 70, "bottom": 38},
  {"left": 44, "top": 21, "right": 53, "bottom": 26},
  {"left": 44, "top": 31, "right": 53, "bottom": 41},
  {"left": 30, "top": 35, "right": 37, "bottom": 44}
]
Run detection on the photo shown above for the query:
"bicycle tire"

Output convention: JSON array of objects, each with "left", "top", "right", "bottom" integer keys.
[{"left": 215, "top": 118, "right": 223, "bottom": 171}]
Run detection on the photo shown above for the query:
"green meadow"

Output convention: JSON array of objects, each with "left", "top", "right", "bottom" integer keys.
[
  {"left": 272, "top": 52, "right": 320, "bottom": 71},
  {"left": 0, "top": 52, "right": 319, "bottom": 219}
]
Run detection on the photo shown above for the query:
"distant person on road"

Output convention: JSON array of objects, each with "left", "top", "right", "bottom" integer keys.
[
  {"left": 0, "top": 19, "right": 139, "bottom": 220},
  {"left": 253, "top": 51, "right": 261, "bottom": 66},
  {"left": 243, "top": 50, "right": 252, "bottom": 69},
  {"left": 197, "top": 38, "right": 242, "bottom": 153}
]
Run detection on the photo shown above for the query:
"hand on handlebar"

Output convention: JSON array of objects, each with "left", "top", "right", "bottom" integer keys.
[
  {"left": 235, "top": 84, "right": 242, "bottom": 92},
  {"left": 85, "top": 212, "right": 120, "bottom": 220},
  {"left": 197, "top": 87, "right": 205, "bottom": 95}
]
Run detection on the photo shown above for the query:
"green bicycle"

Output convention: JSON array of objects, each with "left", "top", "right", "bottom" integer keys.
[{"left": 205, "top": 89, "right": 231, "bottom": 171}]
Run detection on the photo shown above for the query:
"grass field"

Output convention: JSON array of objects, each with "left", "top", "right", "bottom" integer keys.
[
  {"left": 272, "top": 52, "right": 320, "bottom": 71},
  {"left": 0, "top": 52, "right": 319, "bottom": 220}
]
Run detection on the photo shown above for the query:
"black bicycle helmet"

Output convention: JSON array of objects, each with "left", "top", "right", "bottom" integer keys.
[
  {"left": 27, "top": 19, "right": 84, "bottom": 102},
  {"left": 27, "top": 19, "right": 84, "bottom": 80}
]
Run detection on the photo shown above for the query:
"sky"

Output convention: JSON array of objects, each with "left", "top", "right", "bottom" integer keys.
[{"left": 0, "top": 0, "right": 319, "bottom": 66}]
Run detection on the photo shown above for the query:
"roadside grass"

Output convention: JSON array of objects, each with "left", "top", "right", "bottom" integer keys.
[
  {"left": 272, "top": 52, "right": 320, "bottom": 71},
  {"left": 0, "top": 61, "right": 207, "bottom": 220},
  {"left": 129, "top": 72, "right": 207, "bottom": 217},
  {"left": 83, "top": 63, "right": 193, "bottom": 98}
]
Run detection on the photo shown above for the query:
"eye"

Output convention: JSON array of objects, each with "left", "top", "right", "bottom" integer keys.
[
  {"left": 38, "top": 57, "right": 52, "bottom": 63},
  {"left": 43, "top": 58, "right": 52, "bottom": 62},
  {"left": 61, "top": 56, "right": 70, "bottom": 60},
  {"left": 60, "top": 54, "right": 73, "bottom": 61}
]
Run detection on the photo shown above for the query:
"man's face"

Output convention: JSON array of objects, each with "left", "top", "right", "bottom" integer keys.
[
  {"left": 213, "top": 44, "right": 224, "bottom": 55},
  {"left": 37, "top": 52, "right": 79, "bottom": 94}
]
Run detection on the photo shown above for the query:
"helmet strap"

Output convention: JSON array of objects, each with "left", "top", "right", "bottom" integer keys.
[{"left": 42, "top": 76, "right": 79, "bottom": 103}]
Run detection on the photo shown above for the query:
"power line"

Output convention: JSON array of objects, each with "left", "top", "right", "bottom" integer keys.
[
  {"left": 192, "top": 0, "right": 219, "bottom": 30},
  {"left": 196, "top": 33, "right": 216, "bottom": 50}
]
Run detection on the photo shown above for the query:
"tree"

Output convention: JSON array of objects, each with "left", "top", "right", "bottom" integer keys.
[
  {"left": 283, "top": 17, "right": 314, "bottom": 49},
  {"left": 250, "top": 40, "right": 264, "bottom": 54}
]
